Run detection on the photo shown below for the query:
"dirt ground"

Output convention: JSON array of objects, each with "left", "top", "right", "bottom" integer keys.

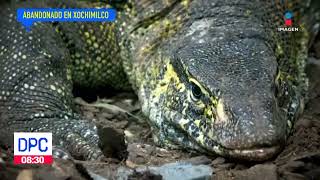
[{"left": 1, "top": 42, "right": 320, "bottom": 180}]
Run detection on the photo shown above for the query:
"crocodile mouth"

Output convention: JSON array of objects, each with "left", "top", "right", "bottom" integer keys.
[
  {"left": 223, "top": 145, "right": 282, "bottom": 161},
  {"left": 162, "top": 108, "right": 283, "bottom": 161}
]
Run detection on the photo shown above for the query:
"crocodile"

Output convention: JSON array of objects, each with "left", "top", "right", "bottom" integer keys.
[{"left": 0, "top": 0, "right": 318, "bottom": 161}]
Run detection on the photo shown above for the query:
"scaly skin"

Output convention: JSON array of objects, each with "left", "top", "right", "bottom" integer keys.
[
  {"left": 0, "top": 0, "right": 116, "bottom": 160},
  {"left": 121, "top": 0, "right": 310, "bottom": 160},
  {"left": 0, "top": 0, "right": 315, "bottom": 161}
]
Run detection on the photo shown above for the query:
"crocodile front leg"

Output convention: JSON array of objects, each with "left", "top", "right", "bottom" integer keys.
[{"left": 0, "top": 7, "right": 104, "bottom": 160}]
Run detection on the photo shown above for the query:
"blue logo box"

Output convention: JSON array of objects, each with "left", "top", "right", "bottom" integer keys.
[{"left": 17, "top": 8, "right": 117, "bottom": 31}]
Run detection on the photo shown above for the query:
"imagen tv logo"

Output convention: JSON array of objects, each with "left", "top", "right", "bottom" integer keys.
[
  {"left": 277, "top": 11, "right": 299, "bottom": 32},
  {"left": 14, "top": 132, "right": 53, "bottom": 164}
]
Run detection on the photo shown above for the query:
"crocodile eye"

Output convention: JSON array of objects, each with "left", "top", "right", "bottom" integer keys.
[{"left": 191, "top": 82, "right": 202, "bottom": 100}]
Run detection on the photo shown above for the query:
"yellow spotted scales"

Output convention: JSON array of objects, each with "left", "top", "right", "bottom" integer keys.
[{"left": 0, "top": 0, "right": 317, "bottom": 161}]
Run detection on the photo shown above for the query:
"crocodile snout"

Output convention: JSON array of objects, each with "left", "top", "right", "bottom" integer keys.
[{"left": 213, "top": 93, "right": 287, "bottom": 159}]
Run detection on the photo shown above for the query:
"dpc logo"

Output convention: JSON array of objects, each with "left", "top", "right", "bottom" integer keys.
[{"left": 14, "top": 132, "right": 53, "bottom": 164}]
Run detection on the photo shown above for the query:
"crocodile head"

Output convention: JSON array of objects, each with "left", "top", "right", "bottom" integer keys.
[
  {"left": 144, "top": 16, "right": 305, "bottom": 161},
  {"left": 137, "top": 0, "right": 307, "bottom": 161},
  {"left": 172, "top": 34, "right": 286, "bottom": 160}
]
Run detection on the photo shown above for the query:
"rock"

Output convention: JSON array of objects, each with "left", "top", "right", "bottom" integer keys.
[
  {"left": 306, "top": 58, "right": 320, "bottom": 100},
  {"left": 278, "top": 152, "right": 320, "bottom": 180},
  {"left": 312, "top": 38, "right": 320, "bottom": 58},
  {"left": 279, "top": 160, "right": 305, "bottom": 172},
  {"left": 183, "top": 156, "right": 211, "bottom": 165},
  {"left": 211, "top": 157, "right": 225, "bottom": 165},
  {"left": 296, "top": 118, "right": 313, "bottom": 129},
  {"left": 97, "top": 112, "right": 116, "bottom": 121},
  {"left": 126, "top": 143, "right": 184, "bottom": 166},
  {"left": 128, "top": 171, "right": 162, "bottom": 180},
  {"left": 234, "top": 164, "right": 248, "bottom": 170},
  {"left": 97, "top": 126, "right": 128, "bottom": 160},
  {"left": 213, "top": 163, "right": 235, "bottom": 171},
  {"left": 281, "top": 172, "right": 306, "bottom": 180},
  {"left": 136, "top": 162, "right": 213, "bottom": 180},
  {"left": 213, "top": 164, "right": 277, "bottom": 180},
  {"left": 16, "top": 170, "right": 33, "bottom": 180}
]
